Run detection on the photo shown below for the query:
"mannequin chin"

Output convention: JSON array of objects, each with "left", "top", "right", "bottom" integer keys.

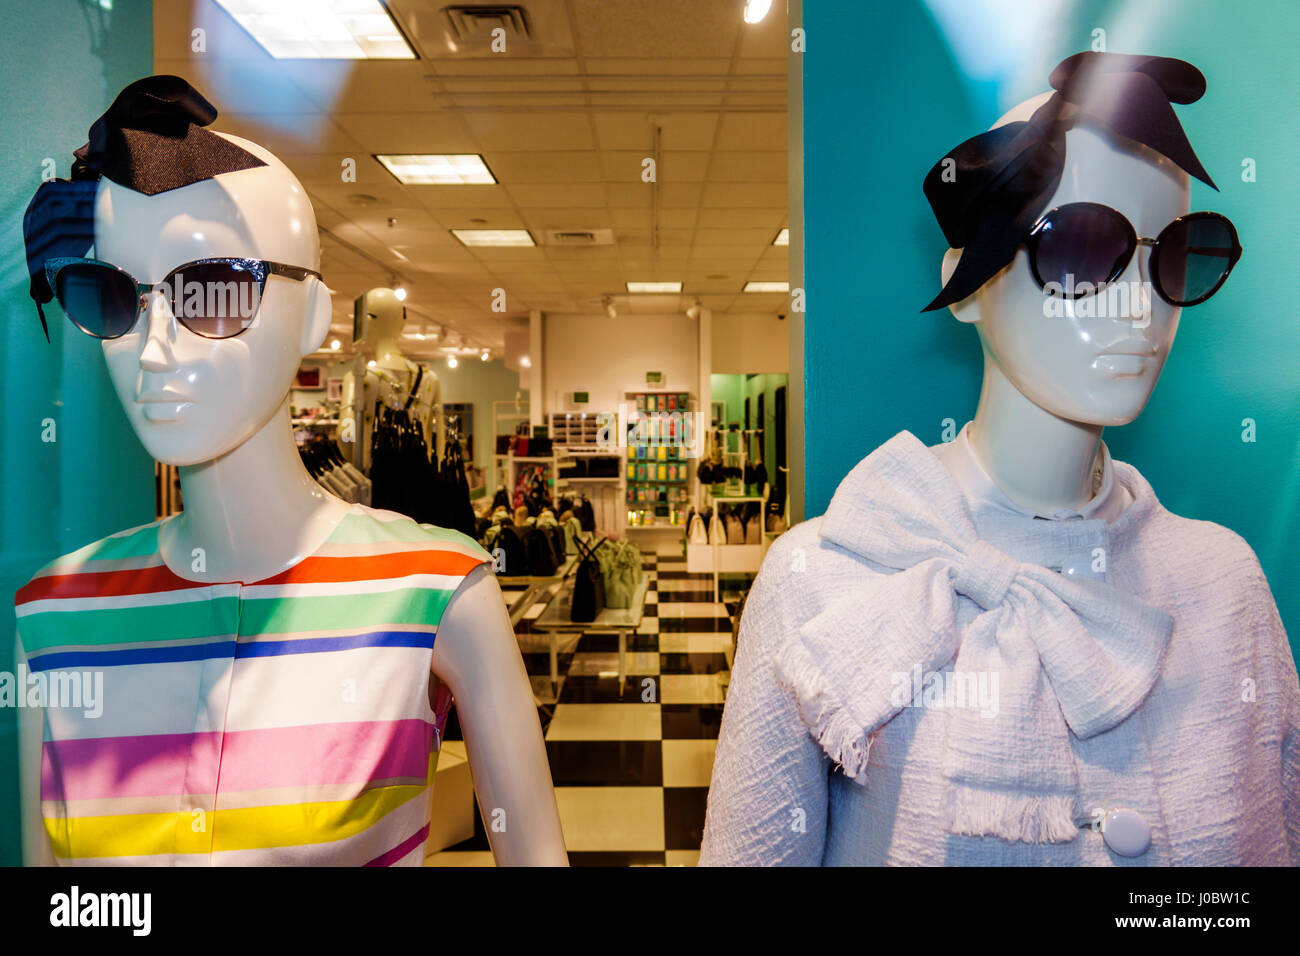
[
  {"left": 93, "top": 133, "right": 331, "bottom": 466},
  {"left": 942, "top": 93, "right": 1191, "bottom": 428}
]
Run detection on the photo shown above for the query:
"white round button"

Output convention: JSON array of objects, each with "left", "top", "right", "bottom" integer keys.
[
  {"left": 1101, "top": 808, "right": 1151, "bottom": 857},
  {"left": 1060, "top": 554, "right": 1104, "bottom": 580}
]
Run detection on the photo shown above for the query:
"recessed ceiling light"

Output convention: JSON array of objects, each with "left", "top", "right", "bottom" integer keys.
[
  {"left": 375, "top": 154, "right": 495, "bottom": 185},
  {"left": 447, "top": 356, "right": 459, "bottom": 369},
  {"left": 213, "top": 0, "right": 415, "bottom": 59},
  {"left": 743, "top": 281, "right": 789, "bottom": 293},
  {"left": 744, "top": 0, "right": 773, "bottom": 24},
  {"left": 626, "top": 281, "right": 683, "bottom": 293},
  {"left": 330, "top": 339, "right": 341, "bottom": 351},
  {"left": 773, "top": 228, "right": 789, "bottom": 246},
  {"left": 452, "top": 229, "right": 535, "bottom": 248}
]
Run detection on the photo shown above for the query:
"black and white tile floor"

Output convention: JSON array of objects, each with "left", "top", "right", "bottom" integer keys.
[{"left": 429, "top": 554, "right": 734, "bottom": 867}]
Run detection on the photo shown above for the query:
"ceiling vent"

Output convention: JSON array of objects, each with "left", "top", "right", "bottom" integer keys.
[
  {"left": 441, "top": 5, "right": 533, "bottom": 43},
  {"left": 545, "top": 229, "right": 615, "bottom": 247}
]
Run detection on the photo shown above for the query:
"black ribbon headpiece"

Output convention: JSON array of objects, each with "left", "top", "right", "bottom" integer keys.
[
  {"left": 22, "top": 75, "right": 266, "bottom": 341},
  {"left": 921, "top": 52, "right": 1217, "bottom": 312}
]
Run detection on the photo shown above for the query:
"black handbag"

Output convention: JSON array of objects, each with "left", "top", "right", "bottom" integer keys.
[{"left": 570, "top": 537, "right": 607, "bottom": 623}]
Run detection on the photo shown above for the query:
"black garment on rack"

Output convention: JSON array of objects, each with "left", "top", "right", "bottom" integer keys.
[
  {"left": 431, "top": 435, "right": 478, "bottom": 539},
  {"left": 574, "top": 496, "right": 596, "bottom": 533},
  {"left": 368, "top": 401, "right": 437, "bottom": 524}
]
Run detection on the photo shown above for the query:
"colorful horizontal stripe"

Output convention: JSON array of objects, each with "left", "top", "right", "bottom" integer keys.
[{"left": 16, "top": 504, "right": 489, "bottom": 866}]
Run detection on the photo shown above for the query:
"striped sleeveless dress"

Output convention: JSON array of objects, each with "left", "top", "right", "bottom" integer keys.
[{"left": 14, "top": 504, "right": 490, "bottom": 866}]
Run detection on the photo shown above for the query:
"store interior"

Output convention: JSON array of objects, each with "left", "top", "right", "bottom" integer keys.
[{"left": 140, "top": 0, "right": 792, "bottom": 865}]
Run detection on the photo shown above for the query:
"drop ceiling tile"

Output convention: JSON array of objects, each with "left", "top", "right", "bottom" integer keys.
[
  {"left": 215, "top": 113, "right": 359, "bottom": 156},
  {"left": 714, "top": 113, "right": 788, "bottom": 151},
  {"left": 695, "top": 207, "right": 786, "bottom": 229},
  {"left": 693, "top": 227, "right": 782, "bottom": 246},
  {"left": 659, "top": 183, "right": 703, "bottom": 208},
  {"left": 463, "top": 112, "right": 596, "bottom": 151},
  {"left": 591, "top": 112, "right": 719, "bottom": 151},
  {"left": 519, "top": 208, "right": 614, "bottom": 231},
  {"left": 332, "top": 112, "right": 480, "bottom": 153},
  {"left": 505, "top": 183, "right": 608, "bottom": 208},
  {"left": 582, "top": 58, "right": 732, "bottom": 75},
  {"left": 485, "top": 151, "right": 604, "bottom": 183},
  {"left": 410, "top": 185, "right": 519, "bottom": 210},
  {"left": 571, "top": 0, "right": 740, "bottom": 59},
  {"left": 707, "top": 151, "right": 787, "bottom": 183},
  {"left": 701, "top": 182, "right": 786, "bottom": 207}
]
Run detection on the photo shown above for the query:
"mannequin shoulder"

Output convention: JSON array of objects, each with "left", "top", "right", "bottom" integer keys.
[
  {"left": 14, "top": 519, "right": 168, "bottom": 657},
  {"left": 1138, "top": 506, "right": 1267, "bottom": 590},
  {"left": 16, "top": 519, "right": 166, "bottom": 596},
  {"left": 742, "top": 518, "right": 875, "bottom": 635},
  {"left": 344, "top": 504, "right": 491, "bottom": 563}
]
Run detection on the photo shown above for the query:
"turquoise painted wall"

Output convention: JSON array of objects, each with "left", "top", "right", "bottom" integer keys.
[
  {"left": 0, "top": 0, "right": 155, "bottom": 864},
  {"left": 803, "top": 0, "right": 1300, "bottom": 660}
]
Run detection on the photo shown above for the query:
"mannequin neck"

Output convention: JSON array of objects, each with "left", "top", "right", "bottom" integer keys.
[
  {"left": 372, "top": 334, "right": 409, "bottom": 370},
  {"left": 165, "top": 397, "right": 346, "bottom": 583},
  {"left": 967, "top": 350, "right": 1104, "bottom": 515}
]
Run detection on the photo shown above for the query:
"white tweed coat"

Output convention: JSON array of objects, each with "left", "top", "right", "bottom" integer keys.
[{"left": 699, "top": 433, "right": 1300, "bottom": 865}]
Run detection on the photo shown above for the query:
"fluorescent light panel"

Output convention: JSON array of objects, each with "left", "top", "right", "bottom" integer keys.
[
  {"left": 213, "top": 0, "right": 415, "bottom": 59},
  {"left": 743, "top": 281, "right": 789, "bottom": 292},
  {"left": 376, "top": 154, "right": 495, "bottom": 185},
  {"left": 452, "top": 229, "right": 535, "bottom": 248},
  {"left": 626, "top": 281, "right": 683, "bottom": 293},
  {"left": 773, "top": 228, "right": 789, "bottom": 246}
]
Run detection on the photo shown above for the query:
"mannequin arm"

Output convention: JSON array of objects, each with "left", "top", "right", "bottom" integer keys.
[
  {"left": 431, "top": 564, "right": 568, "bottom": 865},
  {"left": 15, "top": 635, "right": 54, "bottom": 866}
]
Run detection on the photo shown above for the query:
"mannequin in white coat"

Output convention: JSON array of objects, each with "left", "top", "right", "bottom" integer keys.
[
  {"left": 339, "top": 287, "right": 442, "bottom": 473},
  {"left": 19, "top": 131, "right": 566, "bottom": 866},
  {"left": 939, "top": 91, "right": 1189, "bottom": 513}
]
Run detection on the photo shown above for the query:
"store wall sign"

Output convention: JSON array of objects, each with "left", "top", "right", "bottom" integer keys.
[
  {"left": 645, "top": 371, "right": 663, "bottom": 385},
  {"left": 573, "top": 391, "right": 589, "bottom": 404}
]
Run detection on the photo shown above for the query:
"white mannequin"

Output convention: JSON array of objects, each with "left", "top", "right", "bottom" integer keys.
[
  {"left": 940, "top": 91, "right": 1190, "bottom": 514},
  {"left": 19, "top": 133, "right": 567, "bottom": 866},
  {"left": 339, "top": 287, "right": 442, "bottom": 473}
]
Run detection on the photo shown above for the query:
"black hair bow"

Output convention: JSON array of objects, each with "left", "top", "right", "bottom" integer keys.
[
  {"left": 22, "top": 75, "right": 266, "bottom": 341},
  {"left": 922, "top": 52, "right": 1217, "bottom": 312}
]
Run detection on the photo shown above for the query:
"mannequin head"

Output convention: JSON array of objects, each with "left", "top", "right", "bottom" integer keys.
[
  {"left": 941, "top": 91, "right": 1191, "bottom": 427},
  {"left": 362, "top": 287, "right": 405, "bottom": 353},
  {"left": 94, "top": 133, "right": 331, "bottom": 465}
]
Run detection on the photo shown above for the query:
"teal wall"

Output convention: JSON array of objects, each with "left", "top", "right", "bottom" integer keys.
[
  {"left": 0, "top": 0, "right": 155, "bottom": 864},
  {"left": 803, "top": 0, "right": 1300, "bottom": 660}
]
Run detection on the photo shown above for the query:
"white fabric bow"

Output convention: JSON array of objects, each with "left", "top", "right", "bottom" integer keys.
[{"left": 775, "top": 432, "right": 1173, "bottom": 844}]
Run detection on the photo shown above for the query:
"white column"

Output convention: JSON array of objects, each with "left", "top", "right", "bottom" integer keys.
[{"left": 529, "top": 309, "right": 543, "bottom": 430}]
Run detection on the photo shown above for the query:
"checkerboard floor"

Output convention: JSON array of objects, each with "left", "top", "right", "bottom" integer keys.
[{"left": 428, "top": 554, "right": 734, "bottom": 867}]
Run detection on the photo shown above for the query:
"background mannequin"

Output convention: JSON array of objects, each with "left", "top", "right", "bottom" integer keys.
[
  {"left": 18, "top": 90, "right": 565, "bottom": 865},
  {"left": 339, "top": 287, "right": 442, "bottom": 473}
]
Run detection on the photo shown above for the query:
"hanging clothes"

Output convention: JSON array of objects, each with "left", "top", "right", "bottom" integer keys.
[{"left": 368, "top": 401, "right": 437, "bottom": 524}]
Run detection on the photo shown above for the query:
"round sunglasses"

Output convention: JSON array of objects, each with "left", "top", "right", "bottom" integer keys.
[
  {"left": 43, "top": 256, "right": 323, "bottom": 340},
  {"left": 1025, "top": 202, "right": 1243, "bottom": 307}
]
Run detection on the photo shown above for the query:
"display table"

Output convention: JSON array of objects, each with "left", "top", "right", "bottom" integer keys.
[{"left": 530, "top": 575, "right": 650, "bottom": 702}]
